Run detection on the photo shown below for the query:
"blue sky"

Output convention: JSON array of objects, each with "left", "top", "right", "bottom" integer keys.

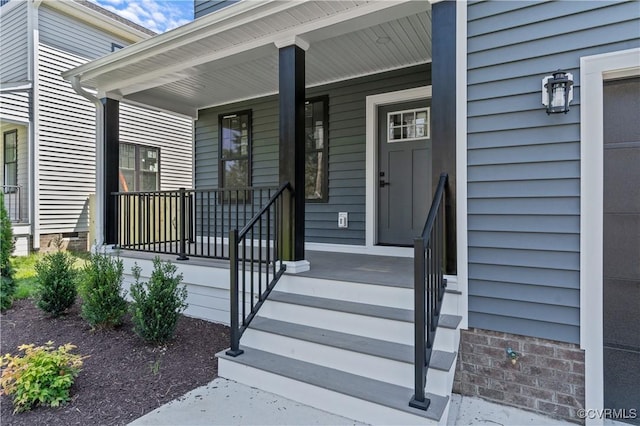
[{"left": 91, "top": 0, "right": 194, "bottom": 33}]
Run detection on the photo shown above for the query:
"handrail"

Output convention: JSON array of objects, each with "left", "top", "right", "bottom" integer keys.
[
  {"left": 410, "top": 172, "right": 448, "bottom": 411},
  {"left": 238, "top": 182, "right": 291, "bottom": 237},
  {"left": 226, "top": 182, "right": 291, "bottom": 357}
]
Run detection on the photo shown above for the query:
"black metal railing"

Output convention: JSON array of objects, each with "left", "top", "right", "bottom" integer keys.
[
  {"left": 226, "top": 182, "right": 291, "bottom": 356},
  {"left": 113, "top": 186, "right": 278, "bottom": 260},
  {"left": 410, "top": 173, "right": 448, "bottom": 411},
  {"left": 2, "top": 185, "right": 22, "bottom": 222}
]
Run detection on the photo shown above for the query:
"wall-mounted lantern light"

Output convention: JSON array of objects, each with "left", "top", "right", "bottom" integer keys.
[{"left": 542, "top": 70, "right": 573, "bottom": 114}]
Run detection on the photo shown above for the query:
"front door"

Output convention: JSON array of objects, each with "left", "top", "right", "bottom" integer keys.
[
  {"left": 603, "top": 77, "right": 640, "bottom": 424},
  {"left": 377, "top": 100, "right": 431, "bottom": 246}
]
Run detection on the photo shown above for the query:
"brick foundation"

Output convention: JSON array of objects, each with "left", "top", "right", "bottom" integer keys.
[
  {"left": 39, "top": 233, "right": 89, "bottom": 253},
  {"left": 453, "top": 328, "right": 585, "bottom": 424}
]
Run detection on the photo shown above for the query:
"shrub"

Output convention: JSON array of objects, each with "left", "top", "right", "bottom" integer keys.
[
  {"left": 0, "top": 192, "right": 16, "bottom": 311},
  {"left": 0, "top": 342, "right": 85, "bottom": 413},
  {"left": 130, "top": 257, "right": 187, "bottom": 343},
  {"left": 35, "top": 247, "right": 78, "bottom": 317},
  {"left": 79, "top": 252, "right": 127, "bottom": 328}
]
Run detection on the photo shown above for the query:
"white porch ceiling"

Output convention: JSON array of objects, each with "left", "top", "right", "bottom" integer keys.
[{"left": 64, "top": 1, "right": 432, "bottom": 117}]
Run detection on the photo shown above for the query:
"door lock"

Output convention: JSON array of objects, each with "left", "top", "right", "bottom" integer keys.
[{"left": 379, "top": 180, "right": 389, "bottom": 187}]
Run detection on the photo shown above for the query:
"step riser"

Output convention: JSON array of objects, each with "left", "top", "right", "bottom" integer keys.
[
  {"left": 432, "top": 326, "right": 459, "bottom": 354},
  {"left": 441, "top": 292, "right": 460, "bottom": 316},
  {"left": 243, "top": 328, "right": 415, "bottom": 388},
  {"left": 218, "top": 357, "right": 439, "bottom": 426},
  {"left": 278, "top": 275, "right": 413, "bottom": 309},
  {"left": 259, "top": 300, "right": 413, "bottom": 344},
  {"left": 426, "top": 367, "right": 455, "bottom": 397}
]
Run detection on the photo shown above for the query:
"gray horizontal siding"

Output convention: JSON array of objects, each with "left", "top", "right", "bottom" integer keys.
[
  {"left": 39, "top": 5, "right": 130, "bottom": 60},
  {"left": 466, "top": 0, "right": 640, "bottom": 343},
  {"left": 0, "top": 1, "right": 28, "bottom": 83},
  {"left": 194, "top": 0, "right": 238, "bottom": 19},
  {"left": 195, "top": 65, "right": 431, "bottom": 245}
]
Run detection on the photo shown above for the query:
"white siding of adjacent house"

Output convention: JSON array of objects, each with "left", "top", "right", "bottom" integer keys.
[
  {"left": 32, "top": 4, "right": 192, "bottom": 237},
  {"left": 0, "top": 1, "right": 29, "bottom": 83},
  {"left": 0, "top": 91, "right": 30, "bottom": 124},
  {"left": 38, "top": 5, "right": 130, "bottom": 60},
  {"left": 37, "top": 42, "right": 193, "bottom": 235},
  {"left": 37, "top": 44, "right": 96, "bottom": 234}
]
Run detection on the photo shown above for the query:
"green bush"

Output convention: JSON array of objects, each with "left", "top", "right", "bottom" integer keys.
[
  {"left": 0, "top": 192, "right": 17, "bottom": 311},
  {"left": 79, "top": 252, "right": 127, "bottom": 328},
  {"left": 35, "top": 249, "right": 78, "bottom": 317},
  {"left": 0, "top": 342, "right": 85, "bottom": 413},
  {"left": 130, "top": 257, "right": 187, "bottom": 343}
]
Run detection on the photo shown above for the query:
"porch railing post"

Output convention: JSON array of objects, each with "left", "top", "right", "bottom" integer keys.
[
  {"left": 410, "top": 237, "right": 430, "bottom": 410},
  {"left": 226, "top": 229, "right": 244, "bottom": 357},
  {"left": 177, "top": 188, "right": 189, "bottom": 260}
]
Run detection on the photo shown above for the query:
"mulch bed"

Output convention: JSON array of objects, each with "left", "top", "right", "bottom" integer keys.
[{"left": 1, "top": 298, "right": 230, "bottom": 426}]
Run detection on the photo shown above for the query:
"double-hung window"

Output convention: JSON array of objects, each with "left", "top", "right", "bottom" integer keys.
[
  {"left": 217, "top": 102, "right": 328, "bottom": 202},
  {"left": 3, "top": 130, "right": 17, "bottom": 192},
  {"left": 219, "top": 111, "right": 251, "bottom": 199},
  {"left": 305, "top": 97, "right": 328, "bottom": 202},
  {"left": 119, "top": 143, "right": 160, "bottom": 192}
]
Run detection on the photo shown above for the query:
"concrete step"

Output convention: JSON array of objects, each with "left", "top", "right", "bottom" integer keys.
[{"left": 217, "top": 347, "right": 450, "bottom": 425}]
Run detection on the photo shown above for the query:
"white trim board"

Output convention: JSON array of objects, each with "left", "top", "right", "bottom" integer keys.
[
  {"left": 365, "top": 86, "right": 432, "bottom": 249},
  {"left": 455, "top": 0, "right": 468, "bottom": 330},
  {"left": 579, "top": 47, "right": 640, "bottom": 426}
]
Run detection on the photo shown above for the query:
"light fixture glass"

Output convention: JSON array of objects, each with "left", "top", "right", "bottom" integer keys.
[{"left": 542, "top": 70, "right": 574, "bottom": 114}]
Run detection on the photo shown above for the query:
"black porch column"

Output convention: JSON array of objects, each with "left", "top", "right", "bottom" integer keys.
[
  {"left": 102, "top": 97, "right": 119, "bottom": 246},
  {"left": 278, "top": 44, "right": 305, "bottom": 261},
  {"left": 432, "top": 0, "right": 457, "bottom": 275}
]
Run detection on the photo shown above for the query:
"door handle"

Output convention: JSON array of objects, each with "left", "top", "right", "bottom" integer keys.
[{"left": 379, "top": 180, "right": 389, "bottom": 188}]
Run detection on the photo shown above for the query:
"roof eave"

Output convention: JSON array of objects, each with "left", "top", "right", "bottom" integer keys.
[
  {"left": 43, "top": 0, "right": 152, "bottom": 43},
  {"left": 61, "top": 0, "right": 288, "bottom": 82}
]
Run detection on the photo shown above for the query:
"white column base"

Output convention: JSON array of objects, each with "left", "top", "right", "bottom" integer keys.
[{"left": 283, "top": 260, "right": 310, "bottom": 274}]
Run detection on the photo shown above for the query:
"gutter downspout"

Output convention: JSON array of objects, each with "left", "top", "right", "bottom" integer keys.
[
  {"left": 69, "top": 75, "right": 105, "bottom": 249},
  {"left": 29, "top": 0, "right": 42, "bottom": 249}
]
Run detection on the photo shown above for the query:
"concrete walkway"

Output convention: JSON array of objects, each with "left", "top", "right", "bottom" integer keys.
[{"left": 130, "top": 378, "right": 576, "bottom": 426}]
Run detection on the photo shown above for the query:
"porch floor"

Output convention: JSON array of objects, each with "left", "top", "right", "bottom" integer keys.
[
  {"left": 117, "top": 247, "right": 413, "bottom": 288},
  {"left": 300, "top": 250, "right": 413, "bottom": 288}
]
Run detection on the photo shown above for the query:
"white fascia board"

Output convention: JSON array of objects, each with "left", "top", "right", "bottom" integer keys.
[{"left": 41, "top": 0, "right": 150, "bottom": 42}]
